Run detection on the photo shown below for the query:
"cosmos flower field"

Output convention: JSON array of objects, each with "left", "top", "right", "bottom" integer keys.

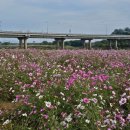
[{"left": 0, "top": 49, "right": 130, "bottom": 130}]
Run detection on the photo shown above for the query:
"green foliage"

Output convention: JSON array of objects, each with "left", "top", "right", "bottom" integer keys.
[
  {"left": 112, "top": 27, "right": 130, "bottom": 35},
  {"left": 65, "top": 40, "right": 83, "bottom": 47}
]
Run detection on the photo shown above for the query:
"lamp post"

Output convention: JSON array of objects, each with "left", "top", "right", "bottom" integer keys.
[
  {"left": 47, "top": 21, "right": 48, "bottom": 33},
  {"left": 106, "top": 24, "right": 108, "bottom": 35},
  {"left": 69, "top": 28, "right": 71, "bottom": 33},
  {"left": 43, "top": 21, "right": 48, "bottom": 33},
  {"left": 45, "top": 21, "right": 48, "bottom": 33},
  {"left": 0, "top": 21, "right": 2, "bottom": 31}
]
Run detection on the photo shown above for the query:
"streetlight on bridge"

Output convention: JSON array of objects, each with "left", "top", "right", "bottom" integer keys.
[
  {"left": 44, "top": 21, "right": 48, "bottom": 33},
  {"left": 0, "top": 21, "right": 2, "bottom": 31}
]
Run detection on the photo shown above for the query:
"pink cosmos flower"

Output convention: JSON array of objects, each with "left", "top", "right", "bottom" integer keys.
[
  {"left": 0, "top": 110, "right": 3, "bottom": 115},
  {"left": 127, "top": 114, "right": 130, "bottom": 121},
  {"left": 83, "top": 98, "right": 90, "bottom": 104},
  {"left": 43, "top": 114, "right": 48, "bottom": 119},
  {"left": 98, "top": 74, "right": 109, "bottom": 82},
  {"left": 109, "top": 86, "right": 113, "bottom": 90},
  {"left": 119, "top": 98, "right": 127, "bottom": 106},
  {"left": 40, "top": 108, "right": 44, "bottom": 112},
  {"left": 15, "top": 95, "right": 21, "bottom": 102}
]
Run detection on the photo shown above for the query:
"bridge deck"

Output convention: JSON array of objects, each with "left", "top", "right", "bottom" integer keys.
[{"left": 0, "top": 31, "right": 130, "bottom": 40}]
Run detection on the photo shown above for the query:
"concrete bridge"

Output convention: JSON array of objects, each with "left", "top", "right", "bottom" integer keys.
[{"left": 0, "top": 31, "right": 130, "bottom": 49}]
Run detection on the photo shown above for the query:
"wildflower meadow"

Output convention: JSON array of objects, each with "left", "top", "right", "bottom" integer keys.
[{"left": 0, "top": 49, "right": 130, "bottom": 130}]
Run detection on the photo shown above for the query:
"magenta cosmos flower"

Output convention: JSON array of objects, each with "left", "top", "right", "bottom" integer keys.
[{"left": 83, "top": 98, "right": 90, "bottom": 104}]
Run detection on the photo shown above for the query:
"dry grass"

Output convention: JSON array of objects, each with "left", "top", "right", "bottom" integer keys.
[{"left": 0, "top": 102, "right": 22, "bottom": 115}]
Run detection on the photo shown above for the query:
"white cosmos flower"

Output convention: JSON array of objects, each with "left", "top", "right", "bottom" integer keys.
[
  {"left": 77, "top": 104, "right": 85, "bottom": 110},
  {"left": 94, "top": 87, "right": 98, "bottom": 90},
  {"left": 3, "top": 119, "right": 11, "bottom": 125},
  {"left": 9, "top": 87, "right": 13, "bottom": 91},
  {"left": 39, "top": 95, "right": 43, "bottom": 99},
  {"left": 60, "top": 121, "right": 67, "bottom": 126},
  {"left": 127, "top": 114, "right": 130, "bottom": 120},
  {"left": 127, "top": 96, "right": 130, "bottom": 99},
  {"left": 93, "top": 94, "right": 97, "bottom": 96},
  {"left": 112, "top": 91, "right": 116, "bottom": 95},
  {"left": 60, "top": 92, "right": 64, "bottom": 96},
  {"left": 57, "top": 102, "right": 61, "bottom": 105},
  {"left": 110, "top": 96, "right": 113, "bottom": 99},
  {"left": 77, "top": 104, "right": 81, "bottom": 109},
  {"left": 22, "top": 113, "right": 27, "bottom": 117},
  {"left": 45, "top": 101, "right": 51, "bottom": 108},
  {"left": 23, "top": 89, "right": 26, "bottom": 92},
  {"left": 85, "top": 119, "right": 90, "bottom": 124},
  {"left": 65, "top": 115, "right": 72, "bottom": 122},
  {"left": 36, "top": 93, "right": 40, "bottom": 97},
  {"left": 12, "top": 55, "right": 15, "bottom": 59},
  {"left": 99, "top": 95, "right": 103, "bottom": 100},
  {"left": 101, "top": 125, "right": 107, "bottom": 127},
  {"left": 80, "top": 105, "right": 85, "bottom": 110},
  {"left": 110, "top": 119, "right": 117, "bottom": 124},
  {"left": 12, "top": 90, "right": 15, "bottom": 93}
]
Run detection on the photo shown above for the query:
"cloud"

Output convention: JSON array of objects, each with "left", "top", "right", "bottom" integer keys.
[{"left": 0, "top": 0, "right": 130, "bottom": 34}]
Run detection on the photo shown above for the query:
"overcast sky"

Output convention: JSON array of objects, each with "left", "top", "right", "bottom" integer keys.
[{"left": 0, "top": 0, "right": 130, "bottom": 42}]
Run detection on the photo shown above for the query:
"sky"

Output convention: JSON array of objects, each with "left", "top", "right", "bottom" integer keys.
[{"left": 0, "top": 0, "right": 130, "bottom": 42}]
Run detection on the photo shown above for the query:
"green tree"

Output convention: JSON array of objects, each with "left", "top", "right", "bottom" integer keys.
[{"left": 111, "top": 27, "right": 130, "bottom": 48}]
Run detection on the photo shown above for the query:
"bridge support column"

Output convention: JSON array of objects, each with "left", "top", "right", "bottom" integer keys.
[
  {"left": 80, "top": 39, "right": 92, "bottom": 49},
  {"left": 55, "top": 39, "right": 59, "bottom": 49},
  {"left": 55, "top": 38, "right": 65, "bottom": 50},
  {"left": 88, "top": 39, "right": 92, "bottom": 50},
  {"left": 23, "top": 38, "right": 28, "bottom": 49},
  {"left": 81, "top": 39, "right": 86, "bottom": 49},
  {"left": 18, "top": 38, "right": 24, "bottom": 49},
  {"left": 115, "top": 40, "right": 118, "bottom": 50},
  {"left": 108, "top": 39, "right": 112, "bottom": 50},
  {"left": 60, "top": 38, "right": 65, "bottom": 49},
  {"left": 18, "top": 35, "right": 29, "bottom": 49}
]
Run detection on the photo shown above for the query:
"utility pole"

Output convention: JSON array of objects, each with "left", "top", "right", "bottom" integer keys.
[
  {"left": 0, "top": 21, "right": 2, "bottom": 31},
  {"left": 69, "top": 28, "right": 71, "bottom": 33},
  {"left": 44, "top": 21, "right": 48, "bottom": 33},
  {"left": 106, "top": 24, "right": 108, "bottom": 35},
  {"left": 46, "top": 21, "right": 48, "bottom": 33},
  {"left": 47, "top": 21, "right": 48, "bottom": 33}
]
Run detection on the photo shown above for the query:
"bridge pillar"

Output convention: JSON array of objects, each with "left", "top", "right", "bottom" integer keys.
[
  {"left": 23, "top": 38, "right": 28, "bottom": 49},
  {"left": 108, "top": 39, "right": 112, "bottom": 50},
  {"left": 60, "top": 38, "right": 65, "bottom": 49},
  {"left": 81, "top": 39, "right": 86, "bottom": 49},
  {"left": 80, "top": 39, "right": 92, "bottom": 49},
  {"left": 18, "top": 37, "right": 24, "bottom": 49},
  {"left": 23, "top": 35, "right": 30, "bottom": 49},
  {"left": 115, "top": 40, "right": 118, "bottom": 50},
  {"left": 55, "top": 38, "right": 65, "bottom": 49},
  {"left": 88, "top": 39, "right": 92, "bottom": 50}
]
